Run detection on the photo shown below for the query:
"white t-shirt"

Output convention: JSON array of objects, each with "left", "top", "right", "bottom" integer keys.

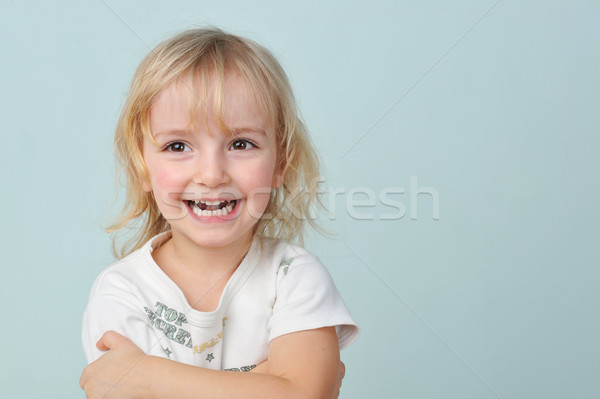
[{"left": 82, "top": 232, "right": 359, "bottom": 371}]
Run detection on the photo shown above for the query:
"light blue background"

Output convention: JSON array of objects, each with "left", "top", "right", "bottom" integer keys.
[{"left": 1, "top": 1, "right": 598, "bottom": 398}]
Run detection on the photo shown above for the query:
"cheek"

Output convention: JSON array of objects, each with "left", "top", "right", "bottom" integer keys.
[
  {"left": 237, "top": 161, "right": 277, "bottom": 215},
  {"left": 246, "top": 159, "right": 277, "bottom": 190},
  {"left": 151, "top": 168, "right": 180, "bottom": 188},
  {"left": 147, "top": 165, "right": 188, "bottom": 216}
]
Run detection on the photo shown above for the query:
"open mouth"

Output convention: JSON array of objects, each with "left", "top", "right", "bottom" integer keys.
[{"left": 187, "top": 199, "right": 238, "bottom": 217}]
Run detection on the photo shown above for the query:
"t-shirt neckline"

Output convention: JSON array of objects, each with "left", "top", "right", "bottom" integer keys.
[{"left": 142, "top": 231, "right": 261, "bottom": 325}]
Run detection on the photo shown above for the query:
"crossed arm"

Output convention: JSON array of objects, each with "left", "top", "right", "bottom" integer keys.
[{"left": 80, "top": 326, "right": 343, "bottom": 399}]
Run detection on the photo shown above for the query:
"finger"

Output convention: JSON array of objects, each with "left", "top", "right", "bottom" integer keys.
[
  {"left": 79, "top": 366, "right": 89, "bottom": 390},
  {"left": 96, "top": 330, "right": 125, "bottom": 351}
]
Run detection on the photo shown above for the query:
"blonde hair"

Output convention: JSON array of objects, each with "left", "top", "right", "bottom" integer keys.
[{"left": 108, "top": 27, "right": 325, "bottom": 258}]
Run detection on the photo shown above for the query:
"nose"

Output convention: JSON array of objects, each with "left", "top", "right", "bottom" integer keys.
[{"left": 193, "top": 149, "right": 231, "bottom": 188}]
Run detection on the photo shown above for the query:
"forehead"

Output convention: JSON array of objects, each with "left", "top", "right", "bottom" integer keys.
[{"left": 149, "top": 72, "right": 272, "bottom": 136}]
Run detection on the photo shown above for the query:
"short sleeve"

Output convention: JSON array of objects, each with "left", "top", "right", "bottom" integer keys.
[
  {"left": 268, "top": 255, "right": 359, "bottom": 349},
  {"left": 82, "top": 293, "right": 165, "bottom": 363}
]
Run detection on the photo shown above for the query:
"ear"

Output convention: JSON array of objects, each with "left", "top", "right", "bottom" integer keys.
[
  {"left": 141, "top": 171, "right": 152, "bottom": 192},
  {"left": 271, "top": 169, "right": 284, "bottom": 189},
  {"left": 142, "top": 180, "right": 152, "bottom": 192},
  {"left": 139, "top": 161, "right": 152, "bottom": 192}
]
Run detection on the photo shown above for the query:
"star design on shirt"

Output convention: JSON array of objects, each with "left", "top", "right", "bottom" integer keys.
[
  {"left": 206, "top": 353, "right": 215, "bottom": 362},
  {"left": 279, "top": 258, "right": 294, "bottom": 275},
  {"left": 163, "top": 347, "right": 172, "bottom": 358}
]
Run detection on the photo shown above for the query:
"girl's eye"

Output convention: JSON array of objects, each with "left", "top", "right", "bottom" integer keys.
[
  {"left": 165, "top": 142, "right": 190, "bottom": 152},
  {"left": 230, "top": 139, "right": 255, "bottom": 151}
]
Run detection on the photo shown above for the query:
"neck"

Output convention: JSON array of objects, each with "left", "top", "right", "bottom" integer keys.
[{"left": 155, "top": 230, "right": 254, "bottom": 279}]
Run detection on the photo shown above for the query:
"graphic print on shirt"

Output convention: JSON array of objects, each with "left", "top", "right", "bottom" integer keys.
[
  {"left": 224, "top": 364, "right": 257, "bottom": 372},
  {"left": 279, "top": 257, "right": 294, "bottom": 276},
  {"left": 144, "top": 301, "right": 193, "bottom": 348},
  {"left": 193, "top": 317, "right": 228, "bottom": 355},
  {"left": 162, "top": 346, "right": 172, "bottom": 358}
]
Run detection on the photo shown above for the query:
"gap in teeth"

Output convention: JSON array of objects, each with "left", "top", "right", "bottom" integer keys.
[
  {"left": 189, "top": 200, "right": 237, "bottom": 217},
  {"left": 191, "top": 200, "right": 235, "bottom": 217}
]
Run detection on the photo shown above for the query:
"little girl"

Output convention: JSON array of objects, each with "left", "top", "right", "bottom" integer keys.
[{"left": 80, "top": 28, "right": 359, "bottom": 398}]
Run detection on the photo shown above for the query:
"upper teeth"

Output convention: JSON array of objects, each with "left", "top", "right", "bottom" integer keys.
[{"left": 196, "top": 200, "right": 226, "bottom": 206}]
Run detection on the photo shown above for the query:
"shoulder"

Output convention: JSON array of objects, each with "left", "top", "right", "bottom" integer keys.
[
  {"left": 255, "top": 237, "right": 337, "bottom": 292},
  {"left": 87, "top": 233, "right": 167, "bottom": 299},
  {"left": 262, "top": 238, "right": 360, "bottom": 348},
  {"left": 87, "top": 248, "right": 145, "bottom": 298},
  {"left": 256, "top": 237, "right": 326, "bottom": 276},
  {"left": 257, "top": 237, "right": 320, "bottom": 264}
]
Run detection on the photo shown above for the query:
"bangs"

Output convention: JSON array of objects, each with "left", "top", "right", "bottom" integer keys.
[{"left": 143, "top": 38, "right": 282, "bottom": 145}]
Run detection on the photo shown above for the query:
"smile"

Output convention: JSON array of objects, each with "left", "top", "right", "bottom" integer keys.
[{"left": 187, "top": 199, "right": 238, "bottom": 217}]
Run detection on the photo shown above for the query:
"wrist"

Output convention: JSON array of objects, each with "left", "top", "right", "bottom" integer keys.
[{"left": 134, "top": 354, "right": 159, "bottom": 399}]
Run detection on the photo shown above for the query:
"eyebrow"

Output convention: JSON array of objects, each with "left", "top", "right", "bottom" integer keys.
[
  {"left": 152, "top": 129, "right": 194, "bottom": 139},
  {"left": 229, "top": 127, "right": 267, "bottom": 136},
  {"left": 153, "top": 127, "right": 267, "bottom": 139}
]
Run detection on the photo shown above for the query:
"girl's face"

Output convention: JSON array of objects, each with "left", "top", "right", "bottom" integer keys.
[{"left": 143, "top": 73, "right": 281, "bottom": 252}]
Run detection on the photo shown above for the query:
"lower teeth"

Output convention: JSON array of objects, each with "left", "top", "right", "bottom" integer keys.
[{"left": 191, "top": 201, "right": 235, "bottom": 217}]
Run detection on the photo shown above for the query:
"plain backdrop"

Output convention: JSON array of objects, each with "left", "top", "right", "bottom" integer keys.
[{"left": 1, "top": 1, "right": 598, "bottom": 398}]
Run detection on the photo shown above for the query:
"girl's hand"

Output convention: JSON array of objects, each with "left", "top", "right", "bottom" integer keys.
[
  {"left": 79, "top": 331, "right": 150, "bottom": 399},
  {"left": 334, "top": 361, "right": 346, "bottom": 399}
]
